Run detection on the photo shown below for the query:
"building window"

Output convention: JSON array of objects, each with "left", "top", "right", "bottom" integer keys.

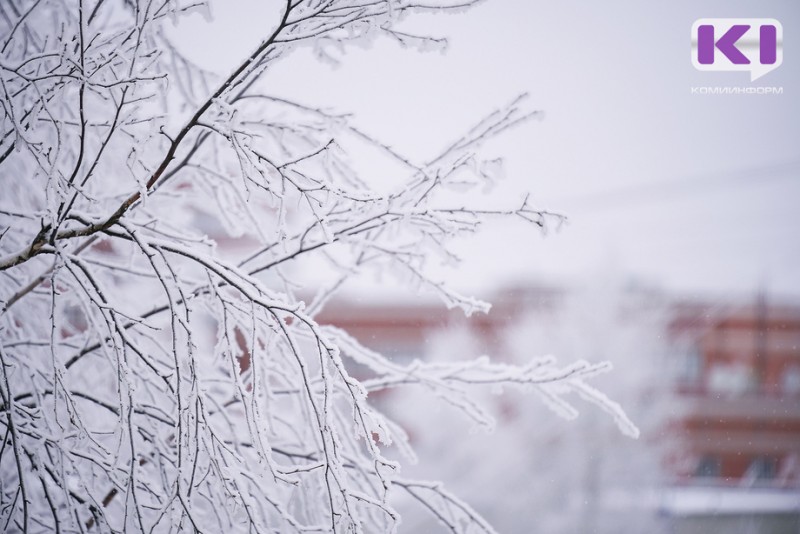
[
  {"left": 747, "top": 456, "right": 778, "bottom": 481},
  {"left": 707, "top": 363, "right": 756, "bottom": 396},
  {"left": 678, "top": 343, "right": 703, "bottom": 385},
  {"left": 783, "top": 366, "right": 800, "bottom": 396},
  {"left": 694, "top": 455, "right": 721, "bottom": 478}
]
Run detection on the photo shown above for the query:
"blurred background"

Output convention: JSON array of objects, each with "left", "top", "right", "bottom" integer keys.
[{"left": 170, "top": 1, "right": 800, "bottom": 532}]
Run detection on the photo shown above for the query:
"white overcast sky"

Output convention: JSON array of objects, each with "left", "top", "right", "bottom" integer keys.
[{"left": 170, "top": 1, "right": 800, "bottom": 301}]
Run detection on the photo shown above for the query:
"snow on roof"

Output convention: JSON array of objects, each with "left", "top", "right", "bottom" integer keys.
[{"left": 660, "top": 486, "right": 800, "bottom": 516}]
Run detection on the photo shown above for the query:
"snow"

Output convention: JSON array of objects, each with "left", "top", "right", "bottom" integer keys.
[{"left": 660, "top": 486, "right": 800, "bottom": 516}]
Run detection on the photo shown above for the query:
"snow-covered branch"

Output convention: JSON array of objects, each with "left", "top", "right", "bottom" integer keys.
[{"left": 0, "top": 1, "right": 632, "bottom": 532}]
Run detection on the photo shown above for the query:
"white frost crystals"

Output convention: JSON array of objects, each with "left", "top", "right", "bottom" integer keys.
[{"left": 0, "top": 1, "right": 636, "bottom": 532}]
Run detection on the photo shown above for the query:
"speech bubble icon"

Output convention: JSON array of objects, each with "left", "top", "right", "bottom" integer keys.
[{"left": 691, "top": 18, "right": 783, "bottom": 82}]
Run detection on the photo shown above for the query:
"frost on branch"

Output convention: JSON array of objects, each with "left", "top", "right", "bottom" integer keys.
[{"left": 0, "top": 1, "right": 634, "bottom": 532}]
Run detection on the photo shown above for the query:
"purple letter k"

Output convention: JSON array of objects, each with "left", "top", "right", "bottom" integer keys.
[{"left": 698, "top": 24, "right": 751, "bottom": 65}]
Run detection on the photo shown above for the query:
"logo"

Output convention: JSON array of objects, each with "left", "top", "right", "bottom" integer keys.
[{"left": 691, "top": 18, "right": 782, "bottom": 81}]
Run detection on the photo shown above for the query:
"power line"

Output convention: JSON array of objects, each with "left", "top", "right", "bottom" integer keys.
[{"left": 552, "top": 160, "right": 800, "bottom": 213}]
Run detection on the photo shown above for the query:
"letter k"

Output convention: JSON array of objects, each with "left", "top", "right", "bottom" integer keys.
[{"left": 698, "top": 24, "right": 750, "bottom": 65}]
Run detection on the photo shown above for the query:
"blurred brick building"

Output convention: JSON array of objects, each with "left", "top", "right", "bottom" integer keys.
[{"left": 668, "top": 298, "right": 800, "bottom": 486}]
